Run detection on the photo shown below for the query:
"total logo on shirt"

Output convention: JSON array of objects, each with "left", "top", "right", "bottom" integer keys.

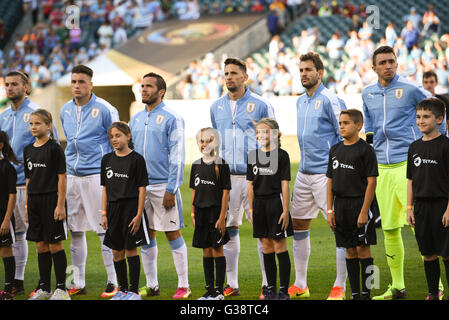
[
  {"left": 332, "top": 159, "right": 354, "bottom": 170},
  {"left": 106, "top": 167, "right": 129, "bottom": 179},
  {"left": 413, "top": 155, "right": 438, "bottom": 167},
  {"left": 252, "top": 165, "right": 275, "bottom": 175},
  {"left": 194, "top": 175, "right": 215, "bottom": 187},
  {"left": 27, "top": 160, "right": 47, "bottom": 171}
]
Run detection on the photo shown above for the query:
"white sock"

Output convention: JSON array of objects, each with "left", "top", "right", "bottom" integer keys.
[
  {"left": 141, "top": 238, "right": 158, "bottom": 288},
  {"left": 12, "top": 232, "right": 28, "bottom": 281},
  {"left": 293, "top": 230, "right": 310, "bottom": 289},
  {"left": 169, "top": 236, "right": 189, "bottom": 288},
  {"left": 70, "top": 231, "right": 87, "bottom": 288},
  {"left": 257, "top": 238, "right": 267, "bottom": 287},
  {"left": 333, "top": 247, "right": 347, "bottom": 289},
  {"left": 98, "top": 233, "right": 117, "bottom": 286},
  {"left": 223, "top": 229, "right": 240, "bottom": 289}
]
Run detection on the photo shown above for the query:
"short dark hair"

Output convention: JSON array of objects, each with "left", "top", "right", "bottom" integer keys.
[
  {"left": 224, "top": 57, "right": 247, "bottom": 74},
  {"left": 143, "top": 72, "right": 167, "bottom": 98},
  {"left": 416, "top": 97, "right": 445, "bottom": 119},
  {"left": 340, "top": 109, "right": 364, "bottom": 125},
  {"left": 299, "top": 51, "right": 324, "bottom": 71},
  {"left": 71, "top": 64, "right": 93, "bottom": 78},
  {"left": 423, "top": 70, "right": 438, "bottom": 82},
  {"left": 372, "top": 46, "right": 396, "bottom": 66}
]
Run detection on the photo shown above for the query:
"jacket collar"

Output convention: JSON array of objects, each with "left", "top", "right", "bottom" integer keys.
[
  {"left": 9, "top": 97, "right": 30, "bottom": 113},
  {"left": 377, "top": 74, "right": 399, "bottom": 90}
]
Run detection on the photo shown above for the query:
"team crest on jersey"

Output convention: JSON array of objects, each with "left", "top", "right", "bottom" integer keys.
[
  {"left": 156, "top": 115, "right": 165, "bottom": 125},
  {"left": 246, "top": 103, "right": 255, "bottom": 113},
  {"left": 395, "top": 88, "right": 404, "bottom": 99},
  {"left": 91, "top": 108, "right": 100, "bottom": 118},
  {"left": 23, "top": 113, "right": 30, "bottom": 123},
  {"left": 314, "top": 100, "right": 322, "bottom": 110}
]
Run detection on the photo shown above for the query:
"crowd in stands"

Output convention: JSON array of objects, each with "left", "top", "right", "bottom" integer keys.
[
  {"left": 0, "top": 0, "right": 273, "bottom": 108},
  {"left": 177, "top": 1, "right": 449, "bottom": 99}
]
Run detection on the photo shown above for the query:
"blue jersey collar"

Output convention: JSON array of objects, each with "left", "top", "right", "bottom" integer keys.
[
  {"left": 9, "top": 97, "right": 30, "bottom": 113},
  {"left": 145, "top": 101, "right": 165, "bottom": 113},
  {"left": 377, "top": 74, "right": 399, "bottom": 90}
]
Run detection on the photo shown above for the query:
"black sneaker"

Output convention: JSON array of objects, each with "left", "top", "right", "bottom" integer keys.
[
  {"left": 12, "top": 279, "right": 24, "bottom": 295},
  {"left": 209, "top": 288, "right": 224, "bottom": 300},
  {"left": 264, "top": 288, "right": 277, "bottom": 300},
  {"left": 350, "top": 293, "right": 361, "bottom": 300},
  {"left": 274, "top": 291, "right": 290, "bottom": 300},
  {"left": 0, "top": 291, "right": 14, "bottom": 300},
  {"left": 426, "top": 293, "right": 439, "bottom": 300},
  {"left": 361, "top": 292, "right": 371, "bottom": 300},
  {"left": 197, "top": 287, "right": 214, "bottom": 300}
]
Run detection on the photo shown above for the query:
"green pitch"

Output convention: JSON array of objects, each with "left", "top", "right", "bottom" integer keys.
[{"left": 1, "top": 163, "right": 445, "bottom": 300}]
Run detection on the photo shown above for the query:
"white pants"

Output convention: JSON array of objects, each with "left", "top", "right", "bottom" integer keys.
[
  {"left": 291, "top": 172, "right": 328, "bottom": 220},
  {"left": 226, "top": 175, "right": 250, "bottom": 227},
  {"left": 144, "top": 183, "right": 184, "bottom": 232},
  {"left": 66, "top": 174, "right": 104, "bottom": 234},
  {"left": 13, "top": 186, "right": 27, "bottom": 233}
]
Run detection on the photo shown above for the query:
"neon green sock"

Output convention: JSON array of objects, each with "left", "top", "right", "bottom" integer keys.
[
  {"left": 409, "top": 227, "right": 444, "bottom": 291},
  {"left": 384, "top": 228, "right": 405, "bottom": 290}
]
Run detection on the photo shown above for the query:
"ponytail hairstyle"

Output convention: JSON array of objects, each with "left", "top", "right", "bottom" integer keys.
[
  {"left": 107, "top": 121, "right": 134, "bottom": 149},
  {"left": 30, "top": 109, "right": 55, "bottom": 140},
  {"left": 0, "top": 131, "right": 21, "bottom": 165},
  {"left": 196, "top": 127, "right": 221, "bottom": 180},
  {"left": 255, "top": 118, "right": 281, "bottom": 147}
]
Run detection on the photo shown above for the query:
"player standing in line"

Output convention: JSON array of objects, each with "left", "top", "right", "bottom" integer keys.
[
  {"left": 289, "top": 52, "right": 348, "bottom": 300},
  {"left": 25, "top": 109, "right": 69, "bottom": 300},
  {"left": 130, "top": 72, "right": 190, "bottom": 299},
  {"left": 362, "top": 46, "right": 445, "bottom": 300},
  {"left": 190, "top": 127, "right": 230, "bottom": 300},
  {"left": 60, "top": 65, "right": 120, "bottom": 297},
  {"left": 0, "top": 131, "right": 18, "bottom": 300},
  {"left": 210, "top": 57, "right": 275, "bottom": 298},
  {"left": 0, "top": 71, "right": 58, "bottom": 295},
  {"left": 247, "top": 118, "right": 293, "bottom": 300},
  {"left": 326, "top": 109, "right": 378, "bottom": 300},
  {"left": 406, "top": 98, "right": 449, "bottom": 300},
  {"left": 101, "top": 122, "right": 150, "bottom": 300}
]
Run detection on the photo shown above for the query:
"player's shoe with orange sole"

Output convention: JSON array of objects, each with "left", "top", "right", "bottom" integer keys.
[
  {"left": 288, "top": 285, "right": 310, "bottom": 298},
  {"left": 67, "top": 286, "right": 87, "bottom": 296},
  {"left": 173, "top": 287, "right": 192, "bottom": 299},
  {"left": 327, "top": 286, "right": 345, "bottom": 300},
  {"left": 101, "top": 282, "right": 118, "bottom": 298},
  {"left": 223, "top": 285, "right": 241, "bottom": 297}
]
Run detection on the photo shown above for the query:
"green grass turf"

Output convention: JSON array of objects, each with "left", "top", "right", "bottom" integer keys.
[{"left": 1, "top": 163, "right": 446, "bottom": 300}]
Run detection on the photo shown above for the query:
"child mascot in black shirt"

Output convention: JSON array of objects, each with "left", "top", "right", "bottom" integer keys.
[
  {"left": 247, "top": 118, "right": 293, "bottom": 300},
  {"left": 190, "top": 127, "right": 231, "bottom": 300}
]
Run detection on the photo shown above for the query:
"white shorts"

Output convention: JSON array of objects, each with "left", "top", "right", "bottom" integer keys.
[
  {"left": 144, "top": 183, "right": 184, "bottom": 232},
  {"left": 13, "top": 186, "right": 27, "bottom": 234},
  {"left": 66, "top": 174, "right": 104, "bottom": 234},
  {"left": 291, "top": 171, "right": 328, "bottom": 220},
  {"left": 226, "top": 175, "right": 250, "bottom": 228}
]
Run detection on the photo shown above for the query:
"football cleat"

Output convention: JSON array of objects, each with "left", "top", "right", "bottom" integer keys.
[
  {"left": 28, "top": 289, "right": 52, "bottom": 300},
  {"left": 327, "top": 286, "right": 345, "bottom": 300},
  {"left": 223, "top": 285, "right": 240, "bottom": 297},
  {"left": 139, "top": 285, "right": 160, "bottom": 297},
  {"left": 67, "top": 286, "right": 87, "bottom": 296},
  {"left": 49, "top": 289, "right": 71, "bottom": 300},
  {"left": 173, "top": 287, "right": 192, "bottom": 299},
  {"left": 288, "top": 284, "right": 310, "bottom": 299},
  {"left": 372, "top": 284, "right": 407, "bottom": 300},
  {"left": 101, "top": 282, "right": 118, "bottom": 298}
]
